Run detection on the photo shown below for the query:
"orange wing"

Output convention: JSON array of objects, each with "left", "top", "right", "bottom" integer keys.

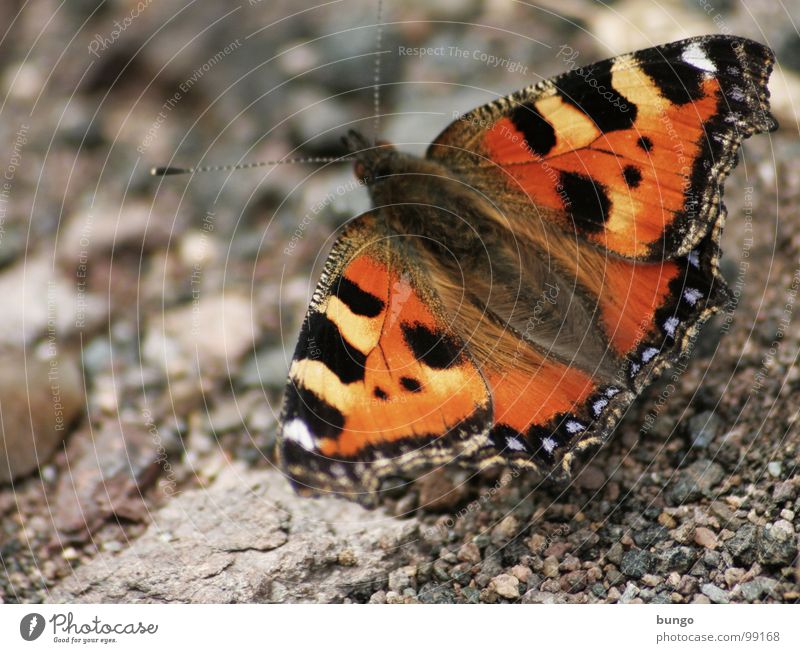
[
  {"left": 428, "top": 36, "right": 775, "bottom": 260},
  {"left": 279, "top": 213, "right": 491, "bottom": 504}
]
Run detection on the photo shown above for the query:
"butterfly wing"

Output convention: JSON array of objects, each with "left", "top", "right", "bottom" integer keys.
[
  {"left": 416, "top": 36, "right": 773, "bottom": 475},
  {"left": 427, "top": 35, "right": 776, "bottom": 260},
  {"left": 278, "top": 213, "right": 492, "bottom": 504}
]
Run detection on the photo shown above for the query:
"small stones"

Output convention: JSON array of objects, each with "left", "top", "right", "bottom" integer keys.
[
  {"left": 489, "top": 573, "right": 520, "bottom": 599},
  {"left": 757, "top": 520, "right": 797, "bottom": 567},
  {"left": 620, "top": 549, "right": 655, "bottom": 579},
  {"left": 701, "top": 583, "right": 730, "bottom": 604},
  {"left": 388, "top": 566, "right": 416, "bottom": 593}
]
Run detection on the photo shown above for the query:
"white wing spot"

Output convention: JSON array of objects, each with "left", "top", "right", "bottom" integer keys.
[
  {"left": 592, "top": 398, "right": 608, "bottom": 416},
  {"left": 283, "top": 419, "right": 317, "bottom": 451},
  {"left": 687, "top": 251, "right": 700, "bottom": 268},
  {"left": 684, "top": 287, "right": 703, "bottom": 305},
  {"left": 629, "top": 362, "right": 641, "bottom": 376},
  {"left": 664, "top": 316, "right": 680, "bottom": 338},
  {"left": 642, "top": 347, "right": 660, "bottom": 363},
  {"left": 542, "top": 437, "right": 557, "bottom": 454},
  {"left": 682, "top": 42, "right": 716, "bottom": 73},
  {"left": 606, "top": 386, "right": 621, "bottom": 398},
  {"left": 566, "top": 420, "right": 584, "bottom": 434},
  {"left": 506, "top": 436, "right": 526, "bottom": 452}
]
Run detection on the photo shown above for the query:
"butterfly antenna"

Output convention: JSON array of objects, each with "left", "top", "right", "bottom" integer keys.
[
  {"left": 150, "top": 155, "right": 354, "bottom": 177},
  {"left": 372, "top": 0, "right": 385, "bottom": 145}
]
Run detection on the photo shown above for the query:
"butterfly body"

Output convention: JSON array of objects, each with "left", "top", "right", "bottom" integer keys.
[{"left": 279, "top": 35, "right": 776, "bottom": 506}]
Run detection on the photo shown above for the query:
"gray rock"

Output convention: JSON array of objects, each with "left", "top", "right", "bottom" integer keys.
[
  {"left": 738, "top": 577, "right": 779, "bottom": 602},
  {"left": 54, "top": 421, "right": 162, "bottom": 537},
  {"left": 687, "top": 411, "right": 723, "bottom": 449},
  {"left": 620, "top": 549, "right": 655, "bottom": 579},
  {"left": 726, "top": 523, "right": 758, "bottom": 566},
  {"left": 0, "top": 348, "right": 84, "bottom": 483},
  {"left": 666, "top": 460, "right": 725, "bottom": 505},
  {"left": 49, "top": 466, "right": 419, "bottom": 603},
  {"left": 757, "top": 519, "right": 797, "bottom": 567},
  {"left": 657, "top": 546, "right": 696, "bottom": 574},
  {"left": 701, "top": 583, "right": 729, "bottom": 604}
]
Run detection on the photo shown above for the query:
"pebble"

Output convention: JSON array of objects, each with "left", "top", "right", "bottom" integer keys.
[
  {"left": 701, "top": 583, "right": 729, "bottom": 604},
  {"left": 527, "top": 533, "right": 547, "bottom": 555},
  {"left": 693, "top": 527, "right": 718, "bottom": 549},
  {"left": 0, "top": 348, "right": 84, "bottom": 483},
  {"left": 738, "top": 577, "right": 779, "bottom": 602},
  {"left": 687, "top": 411, "right": 723, "bottom": 449},
  {"left": 767, "top": 461, "right": 782, "bottom": 477},
  {"left": 388, "top": 566, "right": 416, "bottom": 593},
  {"left": 542, "top": 556, "right": 559, "bottom": 578},
  {"left": 492, "top": 515, "right": 519, "bottom": 542},
  {"left": 509, "top": 565, "right": 532, "bottom": 583},
  {"left": 620, "top": 549, "right": 654, "bottom": 579},
  {"left": 772, "top": 480, "right": 798, "bottom": 502},
  {"left": 489, "top": 573, "right": 520, "bottom": 599},
  {"left": 726, "top": 523, "right": 758, "bottom": 566},
  {"left": 457, "top": 542, "right": 481, "bottom": 564},
  {"left": 666, "top": 460, "right": 724, "bottom": 504},
  {"left": 757, "top": 520, "right": 797, "bottom": 567}
]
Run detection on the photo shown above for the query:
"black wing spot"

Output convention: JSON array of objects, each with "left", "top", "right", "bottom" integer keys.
[
  {"left": 373, "top": 387, "right": 388, "bottom": 400},
  {"left": 556, "top": 58, "right": 637, "bottom": 132},
  {"left": 623, "top": 165, "right": 643, "bottom": 189},
  {"left": 401, "top": 323, "right": 463, "bottom": 369},
  {"left": 559, "top": 171, "right": 611, "bottom": 232},
  {"left": 509, "top": 102, "right": 556, "bottom": 157},
  {"left": 637, "top": 136, "right": 654, "bottom": 152},
  {"left": 285, "top": 384, "right": 345, "bottom": 440},
  {"left": 333, "top": 276, "right": 385, "bottom": 317},
  {"left": 639, "top": 43, "right": 706, "bottom": 106},
  {"left": 400, "top": 376, "right": 422, "bottom": 393},
  {"left": 299, "top": 312, "right": 366, "bottom": 384}
]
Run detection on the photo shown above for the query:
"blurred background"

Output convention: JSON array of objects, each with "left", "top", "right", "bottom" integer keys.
[{"left": 0, "top": 0, "right": 798, "bottom": 603}]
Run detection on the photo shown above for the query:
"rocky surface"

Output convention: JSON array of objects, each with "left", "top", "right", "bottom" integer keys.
[{"left": 0, "top": 0, "right": 798, "bottom": 604}]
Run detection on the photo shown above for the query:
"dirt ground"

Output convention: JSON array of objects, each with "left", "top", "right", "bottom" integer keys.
[{"left": 0, "top": 0, "right": 798, "bottom": 604}]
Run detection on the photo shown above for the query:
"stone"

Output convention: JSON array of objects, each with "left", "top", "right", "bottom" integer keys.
[
  {"left": 49, "top": 466, "right": 420, "bottom": 603},
  {"left": 542, "top": 556, "right": 559, "bottom": 578},
  {"left": 620, "top": 549, "right": 655, "bottom": 579},
  {"left": 658, "top": 547, "right": 696, "bottom": 574},
  {"left": 687, "top": 411, "right": 723, "bottom": 449},
  {"left": 726, "top": 523, "right": 758, "bottom": 566},
  {"left": 457, "top": 542, "right": 481, "bottom": 564},
  {"left": 0, "top": 348, "right": 84, "bottom": 483},
  {"left": 489, "top": 573, "right": 520, "bottom": 599},
  {"left": 694, "top": 527, "right": 718, "bottom": 549},
  {"left": 738, "top": 577, "right": 779, "bottom": 602},
  {"left": 757, "top": 520, "right": 797, "bottom": 567},
  {"left": 701, "top": 583, "right": 729, "bottom": 604},
  {"left": 666, "top": 460, "right": 724, "bottom": 505},
  {"left": 143, "top": 293, "right": 259, "bottom": 383},
  {"left": 54, "top": 421, "right": 162, "bottom": 537},
  {"left": 388, "top": 566, "right": 416, "bottom": 593}
]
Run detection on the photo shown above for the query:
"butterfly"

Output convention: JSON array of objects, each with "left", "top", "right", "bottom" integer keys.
[{"left": 277, "top": 35, "right": 776, "bottom": 506}]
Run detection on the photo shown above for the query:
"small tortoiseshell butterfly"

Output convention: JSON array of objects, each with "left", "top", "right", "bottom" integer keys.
[{"left": 277, "top": 35, "right": 776, "bottom": 506}]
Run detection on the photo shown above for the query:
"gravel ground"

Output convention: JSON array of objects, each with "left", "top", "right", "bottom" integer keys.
[{"left": 0, "top": 0, "right": 798, "bottom": 604}]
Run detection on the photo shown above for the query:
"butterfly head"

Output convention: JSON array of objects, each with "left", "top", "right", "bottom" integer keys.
[{"left": 343, "top": 129, "right": 400, "bottom": 187}]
